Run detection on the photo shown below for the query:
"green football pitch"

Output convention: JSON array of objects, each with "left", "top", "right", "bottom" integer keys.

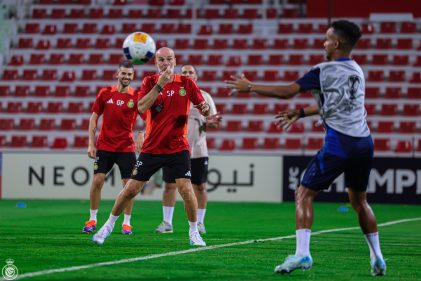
[{"left": 1, "top": 200, "right": 420, "bottom": 281}]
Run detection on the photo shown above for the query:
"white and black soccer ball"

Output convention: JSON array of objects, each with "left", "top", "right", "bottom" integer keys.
[{"left": 122, "top": 32, "right": 156, "bottom": 65}]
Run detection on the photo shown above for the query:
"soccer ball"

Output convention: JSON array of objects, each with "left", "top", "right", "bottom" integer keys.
[{"left": 122, "top": 32, "right": 156, "bottom": 65}]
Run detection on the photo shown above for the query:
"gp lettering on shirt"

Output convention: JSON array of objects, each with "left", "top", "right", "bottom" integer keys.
[{"left": 116, "top": 100, "right": 124, "bottom": 106}]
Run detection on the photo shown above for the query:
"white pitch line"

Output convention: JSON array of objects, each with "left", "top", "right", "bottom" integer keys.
[{"left": 4, "top": 217, "right": 421, "bottom": 281}]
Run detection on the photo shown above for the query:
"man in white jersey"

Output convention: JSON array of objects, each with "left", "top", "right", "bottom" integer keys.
[
  {"left": 225, "top": 20, "right": 386, "bottom": 276},
  {"left": 156, "top": 64, "right": 221, "bottom": 234}
]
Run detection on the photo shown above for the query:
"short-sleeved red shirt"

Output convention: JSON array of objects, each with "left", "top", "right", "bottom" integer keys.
[
  {"left": 91, "top": 85, "right": 139, "bottom": 152},
  {"left": 139, "top": 74, "right": 204, "bottom": 154}
]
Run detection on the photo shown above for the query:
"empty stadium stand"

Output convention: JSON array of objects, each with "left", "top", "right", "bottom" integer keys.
[{"left": 0, "top": 0, "right": 420, "bottom": 156}]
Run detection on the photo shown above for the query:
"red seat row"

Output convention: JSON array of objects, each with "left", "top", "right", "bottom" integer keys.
[{"left": 0, "top": 135, "right": 89, "bottom": 149}]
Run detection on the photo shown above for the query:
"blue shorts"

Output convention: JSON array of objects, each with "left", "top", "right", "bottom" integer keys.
[{"left": 301, "top": 126, "right": 373, "bottom": 191}]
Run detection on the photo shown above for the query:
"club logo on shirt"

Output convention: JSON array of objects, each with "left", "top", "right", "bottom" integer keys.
[
  {"left": 348, "top": 75, "right": 360, "bottom": 100},
  {"left": 106, "top": 99, "right": 113, "bottom": 104},
  {"left": 127, "top": 99, "right": 134, "bottom": 108},
  {"left": 179, "top": 88, "right": 186, "bottom": 96}
]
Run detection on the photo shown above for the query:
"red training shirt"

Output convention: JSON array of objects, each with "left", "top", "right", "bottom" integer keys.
[
  {"left": 91, "top": 85, "right": 139, "bottom": 152},
  {"left": 139, "top": 74, "right": 204, "bottom": 154}
]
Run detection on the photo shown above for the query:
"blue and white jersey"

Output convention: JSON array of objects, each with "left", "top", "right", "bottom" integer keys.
[{"left": 296, "top": 58, "right": 370, "bottom": 137}]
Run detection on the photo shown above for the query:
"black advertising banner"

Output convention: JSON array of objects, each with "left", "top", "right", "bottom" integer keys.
[{"left": 283, "top": 156, "right": 421, "bottom": 204}]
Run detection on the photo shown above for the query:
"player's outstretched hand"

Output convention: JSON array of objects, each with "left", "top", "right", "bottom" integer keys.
[
  {"left": 195, "top": 101, "right": 210, "bottom": 116},
  {"left": 224, "top": 73, "right": 251, "bottom": 96},
  {"left": 275, "top": 110, "right": 300, "bottom": 131},
  {"left": 207, "top": 112, "right": 222, "bottom": 128}
]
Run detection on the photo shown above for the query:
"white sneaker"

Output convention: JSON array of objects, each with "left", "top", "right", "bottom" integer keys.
[
  {"left": 274, "top": 255, "right": 313, "bottom": 274},
  {"left": 155, "top": 221, "right": 173, "bottom": 233},
  {"left": 197, "top": 222, "right": 206, "bottom": 234},
  {"left": 370, "top": 256, "right": 386, "bottom": 276},
  {"left": 92, "top": 225, "right": 112, "bottom": 245},
  {"left": 189, "top": 231, "right": 206, "bottom": 246}
]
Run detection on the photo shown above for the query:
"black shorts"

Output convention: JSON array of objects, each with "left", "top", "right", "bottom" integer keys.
[
  {"left": 94, "top": 150, "right": 136, "bottom": 179},
  {"left": 163, "top": 157, "right": 209, "bottom": 185},
  {"left": 131, "top": 150, "right": 191, "bottom": 182}
]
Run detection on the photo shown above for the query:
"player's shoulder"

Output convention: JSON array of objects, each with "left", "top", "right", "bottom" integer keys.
[{"left": 97, "top": 86, "right": 113, "bottom": 96}]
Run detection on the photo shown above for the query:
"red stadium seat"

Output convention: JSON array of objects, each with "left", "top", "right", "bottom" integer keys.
[
  {"left": 243, "top": 9, "right": 259, "bottom": 19},
  {"left": 35, "top": 39, "right": 51, "bottom": 50},
  {"left": 237, "top": 24, "right": 253, "bottom": 34},
  {"left": 10, "top": 136, "right": 27, "bottom": 148},
  {"left": 224, "top": 56, "right": 240, "bottom": 67},
  {"left": 232, "top": 39, "right": 248, "bottom": 49},
  {"left": 283, "top": 71, "right": 299, "bottom": 81},
  {"left": 144, "top": 9, "right": 161, "bottom": 18},
  {"left": 392, "top": 55, "right": 409, "bottom": 65},
  {"left": 243, "top": 70, "right": 258, "bottom": 81},
  {"left": 18, "top": 119, "right": 35, "bottom": 130},
  {"left": 2, "top": 70, "right": 18, "bottom": 80},
  {"left": 55, "top": 86, "right": 70, "bottom": 97},
  {"left": 218, "top": 24, "right": 233, "bottom": 34},
  {"left": 68, "top": 8, "right": 85, "bottom": 18},
  {"left": 231, "top": 104, "right": 247, "bottom": 114},
  {"left": 247, "top": 120, "right": 264, "bottom": 132},
  {"left": 388, "top": 71, "right": 405, "bottom": 82},
  {"left": 74, "top": 86, "right": 91, "bottom": 97},
  {"left": 268, "top": 122, "right": 283, "bottom": 133},
  {"left": 49, "top": 53, "right": 64, "bottom": 64},
  {"left": 102, "top": 70, "right": 116, "bottom": 80},
  {"left": 376, "top": 38, "right": 392, "bottom": 49},
  {"left": 0, "top": 136, "right": 6, "bottom": 147},
  {"left": 201, "top": 70, "right": 217, "bottom": 81},
  {"left": 252, "top": 39, "right": 267, "bottom": 49},
  {"left": 402, "top": 104, "right": 420, "bottom": 116},
  {"left": 410, "top": 72, "right": 421, "bottom": 83},
  {"left": 399, "top": 121, "right": 416, "bottom": 133},
  {"left": 51, "top": 137, "right": 68, "bottom": 149},
  {"left": 396, "top": 38, "right": 412, "bottom": 49},
  {"left": 384, "top": 87, "right": 401, "bottom": 99},
  {"left": 39, "top": 119, "right": 55, "bottom": 130},
  {"left": 25, "top": 23, "right": 40, "bottom": 33},
  {"left": 242, "top": 138, "right": 258, "bottom": 149},
  {"left": 308, "top": 54, "right": 324, "bottom": 65},
  {"left": 81, "top": 70, "right": 97, "bottom": 81},
  {"left": 297, "top": 23, "right": 313, "bottom": 33},
  {"left": 380, "top": 104, "right": 398, "bottom": 115},
  {"left": 287, "top": 54, "right": 303, "bottom": 65},
  {"left": 306, "top": 138, "right": 324, "bottom": 150},
  {"left": 75, "top": 38, "right": 91, "bottom": 49},
  {"left": 248, "top": 55, "right": 263, "bottom": 65},
  {"left": 18, "top": 38, "right": 33, "bottom": 48},
  {"left": 30, "top": 54, "right": 45, "bottom": 64},
  {"left": 61, "top": 71, "right": 76, "bottom": 82},
  {"left": 395, "top": 140, "right": 413, "bottom": 153},
  {"left": 43, "top": 24, "right": 57, "bottom": 35},
  {"left": 88, "top": 54, "right": 103, "bottom": 64},
  {"left": 14, "top": 86, "right": 29, "bottom": 97},
  {"left": 0, "top": 119, "right": 14, "bottom": 130},
  {"left": 213, "top": 39, "right": 228, "bottom": 49},
  {"left": 174, "top": 39, "right": 189, "bottom": 49},
  {"left": 377, "top": 121, "right": 394, "bottom": 133},
  {"left": 400, "top": 22, "right": 416, "bottom": 33},
  {"left": 47, "top": 102, "right": 63, "bottom": 113},
  {"left": 207, "top": 54, "right": 223, "bottom": 66},
  {"left": 31, "top": 136, "right": 48, "bottom": 148},
  {"left": 121, "top": 23, "right": 137, "bottom": 33},
  {"left": 368, "top": 71, "right": 384, "bottom": 82},
  {"left": 284, "top": 138, "right": 302, "bottom": 149},
  {"left": 252, "top": 104, "right": 269, "bottom": 115},
  {"left": 57, "top": 38, "right": 72, "bottom": 49},
  {"left": 219, "top": 139, "right": 236, "bottom": 150},
  {"left": 51, "top": 8, "right": 65, "bottom": 18},
  {"left": 292, "top": 38, "right": 308, "bottom": 49},
  {"left": 89, "top": 8, "right": 103, "bottom": 18},
  {"left": 80, "top": 119, "right": 90, "bottom": 130},
  {"left": 263, "top": 138, "right": 280, "bottom": 149},
  {"left": 225, "top": 120, "right": 242, "bottom": 131},
  {"left": 108, "top": 8, "right": 123, "bottom": 18},
  {"left": 273, "top": 39, "right": 288, "bottom": 49},
  {"left": 269, "top": 54, "right": 284, "bottom": 65},
  {"left": 0, "top": 86, "right": 10, "bottom": 96},
  {"left": 264, "top": 70, "right": 279, "bottom": 81},
  {"left": 380, "top": 22, "right": 396, "bottom": 33},
  {"left": 41, "top": 69, "right": 58, "bottom": 81},
  {"left": 74, "top": 136, "right": 89, "bottom": 148},
  {"left": 32, "top": 8, "right": 47, "bottom": 19},
  {"left": 26, "top": 102, "right": 43, "bottom": 113},
  {"left": 63, "top": 23, "right": 78, "bottom": 34},
  {"left": 278, "top": 23, "right": 293, "bottom": 33},
  {"left": 23, "top": 70, "right": 38, "bottom": 80},
  {"left": 60, "top": 119, "right": 77, "bottom": 130},
  {"left": 371, "top": 54, "right": 388, "bottom": 65},
  {"left": 82, "top": 23, "right": 97, "bottom": 34}
]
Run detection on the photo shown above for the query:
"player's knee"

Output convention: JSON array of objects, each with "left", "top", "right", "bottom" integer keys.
[
  {"left": 194, "top": 183, "right": 207, "bottom": 193},
  {"left": 124, "top": 180, "right": 143, "bottom": 198},
  {"left": 164, "top": 183, "right": 177, "bottom": 193},
  {"left": 92, "top": 174, "right": 105, "bottom": 189}
]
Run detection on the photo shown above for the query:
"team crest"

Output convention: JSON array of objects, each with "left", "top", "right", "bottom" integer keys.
[
  {"left": 127, "top": 99, "right": 134, "bottom": 108},
  {"left": 179, "top": 88, "right": 186, "bottom": 96}
]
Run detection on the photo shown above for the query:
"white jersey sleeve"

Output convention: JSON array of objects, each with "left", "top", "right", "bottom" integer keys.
[{"left": 187, "top": 90, "right": 216, "bottom": 158}]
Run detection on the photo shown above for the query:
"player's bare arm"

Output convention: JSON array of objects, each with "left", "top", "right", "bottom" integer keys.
[
  {"left": 206, "top": 113, "right": 222, "bottom": 128},
  {"left": 138, "top": 67, "right": 172, "bottom": 113},
  {"left": 135, "top": 131, "right": 144, "bottom": 152},
  {"left": 87, "top": 112, "right": 99, "bottom": 159},
  {"left": 276, "top": 104, "right": 320, "bottom": 131},
  {"left": 225, "top": 74, "right": 301, "bottom": 99},
  {"left": 194, "top": 101, "right": 210, "bottom": 117}
]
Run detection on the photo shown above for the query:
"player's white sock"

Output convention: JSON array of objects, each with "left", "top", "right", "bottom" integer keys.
[
  {"left": 123, "top": 214, "right": 131, "bottom": 226},
  {"left": 188, "top": 221, "right": 198, "bottom": 234},
  {"left": 89, "top": 209, "right": 98, "bottom": 222},
  {"left": 105, "top": 214, "right": 119, "bottom": 229},
  {"left": 295, "top": 228, "right": 311, "bottom": 257},
  {"left": 197, "top": 208, "right": 206, "bottom": 224},
  {"left": 364, "top": 232, "right": 383, "bottom": 260},
  {"left": 163, "top": 206, "right": 174, "bottom": 225}
]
